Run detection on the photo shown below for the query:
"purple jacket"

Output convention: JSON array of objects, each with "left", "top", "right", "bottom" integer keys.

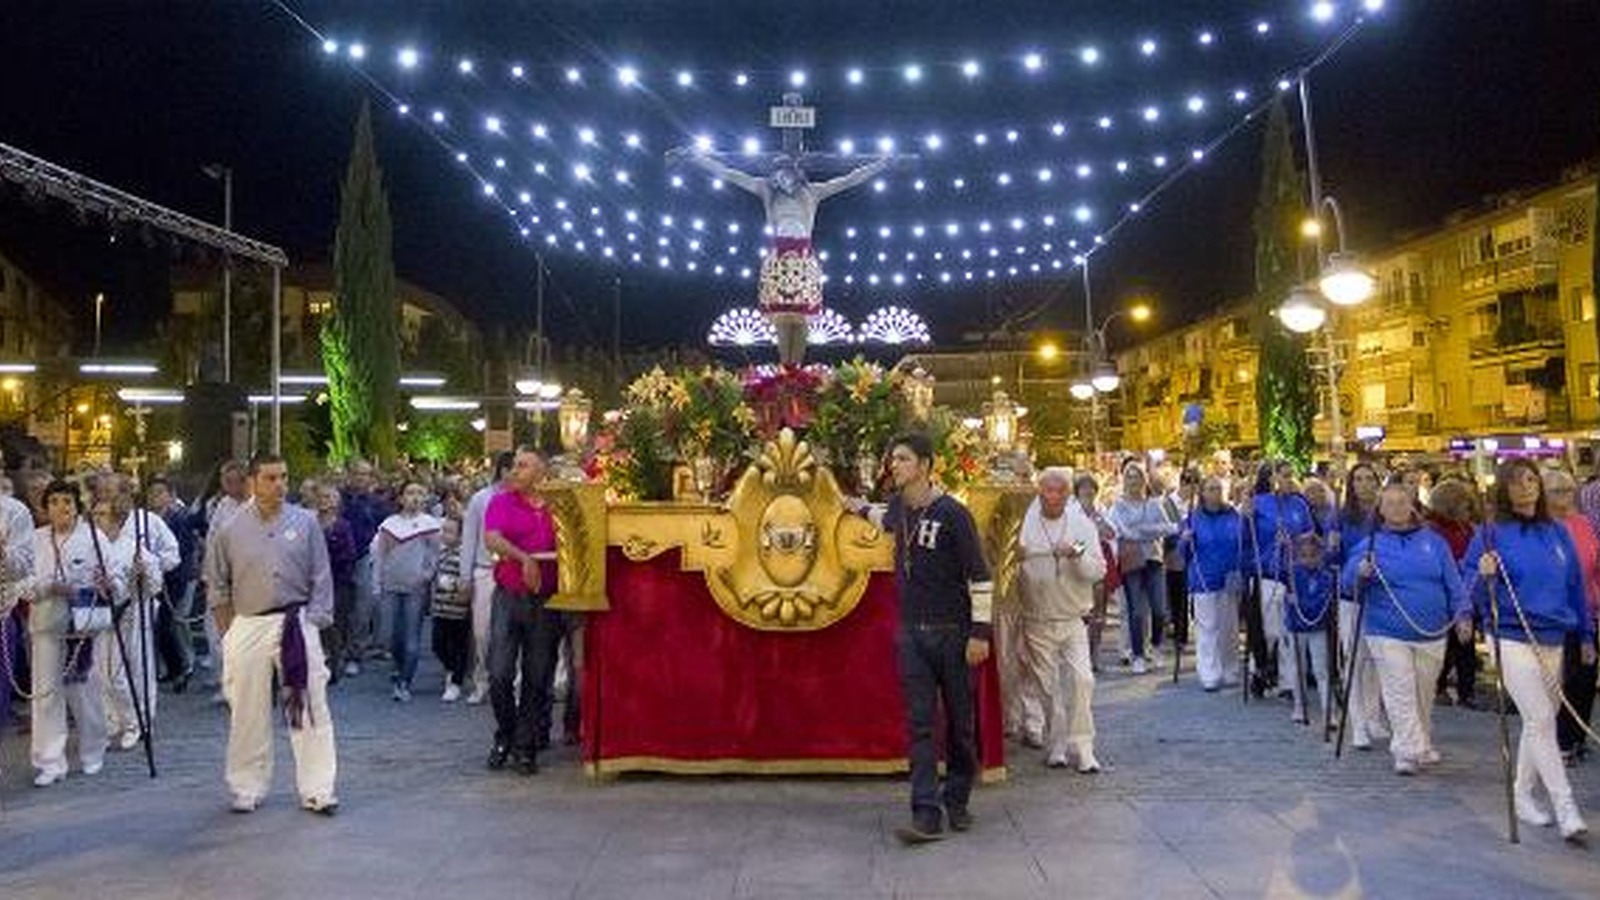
[{"left": 321, "top": 515, "right": 358, "bottom": 588}]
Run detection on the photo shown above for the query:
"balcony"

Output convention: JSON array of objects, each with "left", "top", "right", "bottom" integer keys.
[
  {"left": 1460, "top": 248, "right": 1556, "bottom": 294},
  {"left": 1468, "top": 318, "right": 1565, "bottom": 359}
]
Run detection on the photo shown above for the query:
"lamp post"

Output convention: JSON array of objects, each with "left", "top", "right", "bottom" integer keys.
[
  {"left": 1276, "top": 69, "right": 1377, "bottom": 463},
  {"left": 1070, "top": 256, "right": 1153, "bottom": 460},
  {"left": 202, "top": 163, "right": 233, "bottom": 383},
  {"left": 902, "top": 365, "right": 936, "bottom": 421}
]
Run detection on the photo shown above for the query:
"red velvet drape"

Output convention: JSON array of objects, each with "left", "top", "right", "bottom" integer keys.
[{"left": 581, "top": 548, "right": 1005, "bottom": 778}]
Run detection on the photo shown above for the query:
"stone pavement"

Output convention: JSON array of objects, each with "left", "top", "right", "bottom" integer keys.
[{"left": 1, "top": 643, "right": 1597, "bottom": 899}]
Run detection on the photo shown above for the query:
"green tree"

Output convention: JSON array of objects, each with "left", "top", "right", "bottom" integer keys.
[
  {"left": 401, "top": 413, "right": 480, "bottom": 465},
  {"left": 322, "top": 101, "right": 400, "bottom": 465},
  {"left": 1252, "top": 99, "right": 1315, "bottom": 470}
]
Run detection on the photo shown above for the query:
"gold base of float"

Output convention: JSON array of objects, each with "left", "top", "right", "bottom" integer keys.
[{"left": 543, "top": 429, "right": 1035, "bottom": 634}]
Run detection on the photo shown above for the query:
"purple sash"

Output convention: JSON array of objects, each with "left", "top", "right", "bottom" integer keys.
[{"left": 279, "top": 605, "right": 311, "bottom": 729}]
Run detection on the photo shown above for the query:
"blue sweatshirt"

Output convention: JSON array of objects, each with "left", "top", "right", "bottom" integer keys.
[
  {"left": 1342, "top": 527, "right": 1469, "bottom": 642},
  {"left": 1251, "top": 493, "right": 1314, "bottom": 581},
  {"left": 1334, "top": 512, "right": 1377, "bottom": 573},
  {"left": 1182, "top": 506, "right": 1244, "bottom": 595},
  {"left": 1286, "top": 563, "right": 1334, "bottom": 633},
  {"left": 1462, "top": 520, "right": 1596, "bottom": 646}
]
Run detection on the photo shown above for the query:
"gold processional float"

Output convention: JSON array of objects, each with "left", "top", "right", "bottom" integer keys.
[{"left": 539, "top": 428, "right": 1033, "bottom": 638}]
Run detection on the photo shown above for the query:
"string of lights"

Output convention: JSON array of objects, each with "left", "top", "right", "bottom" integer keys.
[
  {"left": 276, "top": 1, "right": 1385, "bottom": 291},
  {"left": 708, "top": 306, "right": 931, "bottom": 347}
]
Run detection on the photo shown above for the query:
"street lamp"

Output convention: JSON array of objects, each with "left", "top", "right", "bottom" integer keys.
[
  {"left": 558, "top": 387, "right": 592, "bottom": 454},
  {"left": 1274, "top": 69, "right": 1377, "bottom": 463},
  {"left": 1277, "top": 286, "right": 1329, "bottom": 334}
]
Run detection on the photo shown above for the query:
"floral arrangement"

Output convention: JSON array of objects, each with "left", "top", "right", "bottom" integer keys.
[{"left": 598, "top": 360, "right": 986, "bottom": 501}]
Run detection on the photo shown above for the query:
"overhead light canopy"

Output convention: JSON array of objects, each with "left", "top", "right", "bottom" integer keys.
[
  {"left": 1277, "top": 285, "right": 1328, "bottom": 334},
  {"left": 1318, "top": 252, "right": 1376, "bottom": 306},
  {"left": 1069, "top": 382, "right": 1096, "bottom": 401},
  {"left": 116, "top": 388, "right": 183, "bottom": 405},
  {"left": 80, "top": 361, "right": 158, "bottom": 376}
]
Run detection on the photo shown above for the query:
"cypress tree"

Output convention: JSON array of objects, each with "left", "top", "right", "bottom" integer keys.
[
  {"left": 1252, "top": 99, "right": 1315, "bottom": 469},
  {"left": 323, "top": 101, "right": 400, "bottom": 465}
]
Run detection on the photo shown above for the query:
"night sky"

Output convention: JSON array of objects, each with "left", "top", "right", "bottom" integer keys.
[{"left": 1, "top": 1, "right": 1596, "bottom": 354}]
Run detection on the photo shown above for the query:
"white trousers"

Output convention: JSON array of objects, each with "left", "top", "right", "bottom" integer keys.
[
  {"left": 30, "top": 626, "right": 109, "bottom": 777},
  {"left": 1367, "top": 636, "right": 1445, "bottom": 763},
  {"left": 105, "top": 598, "right": 158, "bottom": 737},
  {"left": 1190, "top": 589, "right": 1240, "bottom": 689},
  {"left": 223, "top": 610, "right": 337, "bottom": 803},
  {"left": 1284, "top": 631, "right": 1332, "bottom": 720},
  {"left": 469, "top": 566, "right": 497, "bottom": 689},
  {"left": 1339, "top": 599, "right": 1387, "bottom": 741},
  {"left": 1500, "top": 640, "right": 1579, "bottom": 808},
  {"left": 1019, "top": 617, "right": 1096, "bottom": 759},
  {"left": 1259, "top": 579, "right": 1287, "bottom": 686}
]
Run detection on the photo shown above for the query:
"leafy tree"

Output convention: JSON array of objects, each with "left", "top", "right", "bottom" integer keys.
[
  {"left": 322, "top": 101, "right": 400, "bottom": 465},
  {"left": 1252, "top": 99, "right": 1315, "bottom": 470}
]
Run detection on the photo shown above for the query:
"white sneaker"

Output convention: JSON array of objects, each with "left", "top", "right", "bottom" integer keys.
[
  {"left": 1131, "top": 657, "right": 1148, "bottom": 675},
  {"left": 1076, "top": 751, "right": 1102, "bottom": 774},
  {"left": 392, "top": 684, "right": 411, "bottom": 703},
  {"left": 442, "top": 682, "right": 462, "bottom": 703},
  {"left": 343, "top": 660, "right": 361, "bottom": 677},
  {"left": 33, "top": 769, "right": 64, "bottom": 787},
  {"left": 230, "top": 794, "right": 260, "bottom": 814},
  {"left": 1045, "top": 754, "right": 1069, "bottom": 769},
  {"left": 118, "top": 730, "right": 141, "bottom": 751},
  {"left": 1420, "top": 748, "right": 1442, "bottom": 766},
  {"left": 82, "top": 760, "right": 104, "bottom": 775},
  {"left": 1394, "top": 757, "right": 1418, "bottom": 776},
  {"left": 466, "top": 684, "right": 489, "bottom": 705},
  {"left": 1516, "top": 793, "right": 1554, "bottom": 828},
  {"left": 1555, "top": 800, "right": 1588, "bottom": 842}
]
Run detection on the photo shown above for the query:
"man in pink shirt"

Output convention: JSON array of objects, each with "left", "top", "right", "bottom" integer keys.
[{"left": 482, "top": 447, "right": 560, "bottom": 775}]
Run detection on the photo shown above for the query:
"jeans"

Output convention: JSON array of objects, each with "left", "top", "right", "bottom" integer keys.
[
  {"left": 156, "top": 577, "right": 196, "bottom": 680},
  {"left": 488, "top": 588, "right": 560, "bottom": 757},
  {"left": 326, "top": 581, "right": 356, "bottom": 673},
  {"left": 1437, "top": 618, "right": 1480, "bottom": 703},
  {"left": 386, "top": 590, "right": 429, "bottom": 687},
  {"left": 1120, "top": 563, "right": 1167, "bottom": 659},
  {"left": 898, "top": 624, "right": 976, "bottom": 816},
  {"left": 1558, "top": 632, "right": 1598, "bottom": 755}
]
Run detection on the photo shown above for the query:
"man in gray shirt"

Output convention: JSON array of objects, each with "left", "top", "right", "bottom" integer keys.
[{"left": 207, "top": 454, "right": 338, "bottom": 815}]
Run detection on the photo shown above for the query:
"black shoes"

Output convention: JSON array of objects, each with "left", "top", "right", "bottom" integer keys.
[
  {"left": 512, "top": 752, "right": 539, "bottom": 776},
  {"left": 895, "top": 809, "right": 946, "bottom": 845},
  {"left": 486, "top": 743, "right": 511, "bottom": 771},
  {"left": 947, "top": 806, "right": 973, "bottom": 832}
]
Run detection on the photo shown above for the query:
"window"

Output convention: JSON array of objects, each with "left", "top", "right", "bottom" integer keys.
[
  {"left": 1573, "top": 285, "right": 1595, "bottom": 323},
  {"left": 1362, "top": 383, "right": 1386, "bottom": 414},
  {"left": 1584, "top": 364, "right": 1600, "bottom": 400},
  {"left": 1412, "top": 330, "right": 1427, "bottom": 348}
]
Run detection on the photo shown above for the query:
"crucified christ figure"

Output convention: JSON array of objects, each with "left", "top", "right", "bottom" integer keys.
[{"left": 668, "top": 147, "right": 890, "bottom": 365}]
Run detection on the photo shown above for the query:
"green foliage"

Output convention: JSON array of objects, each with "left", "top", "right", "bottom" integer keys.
[
  {"left": 608, "top": 405, "right": 675, "bottom": 501},
  {"left": 323, "top": 101, "right": 401, "bottom": 466},
  {"left": 401, "top": 414, "right": 480, "bottom": 465},
  {"left": 1252, "top": 99, "right": 1314, "bottom": 469},
  {"left": 809, "top": 358, "right": 903, "bottom": 473}
]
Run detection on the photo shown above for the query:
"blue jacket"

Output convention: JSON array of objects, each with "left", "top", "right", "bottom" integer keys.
[
  {"left": 1286, "top": 563, "right": 1334, "bottom": 633},
  {"left": 1462, "top": 520, "right": 1596, "bottom": 646},
  {"left": 1343, "top": 527, "right": 1469, "bottom": 642},
  {"left": 1182, "top": 506, "right": 1245, "bottom": 595},
  {"left": 1251, "top": 493, "right": 1314, "bottom": 581}
]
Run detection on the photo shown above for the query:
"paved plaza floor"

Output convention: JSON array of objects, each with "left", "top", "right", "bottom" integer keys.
[{"left": 2, "top": 643, "right": 1597, "bottom": 899}]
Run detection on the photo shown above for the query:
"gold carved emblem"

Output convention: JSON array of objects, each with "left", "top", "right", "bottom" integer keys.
[{"left": 601, "top": 428, "right": 892, "bottom": 631}]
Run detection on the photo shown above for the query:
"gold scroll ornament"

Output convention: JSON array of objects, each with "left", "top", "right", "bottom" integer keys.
[{"left": 543, "top": 428, "right": 1033, "bottom": 633}]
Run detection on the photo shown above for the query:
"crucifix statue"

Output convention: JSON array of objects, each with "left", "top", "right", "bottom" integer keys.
[{"left": 668, "top": 93, "right": 905, "bottom": 365}]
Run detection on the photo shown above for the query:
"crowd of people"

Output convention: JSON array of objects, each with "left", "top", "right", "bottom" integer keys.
[
  {"left": 0, "top": 449, "right": 578, "bottom": 812},
  {"left": 0, "top": 442, "right": 1595, "bottom": 848},
  {"left": 990, "top": 450, "right": 1596, "bottom": 845}
]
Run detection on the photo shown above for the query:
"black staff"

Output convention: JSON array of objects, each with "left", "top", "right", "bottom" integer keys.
[{"left": 88, "top": 514, "right": 156, "bottom": 778}]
